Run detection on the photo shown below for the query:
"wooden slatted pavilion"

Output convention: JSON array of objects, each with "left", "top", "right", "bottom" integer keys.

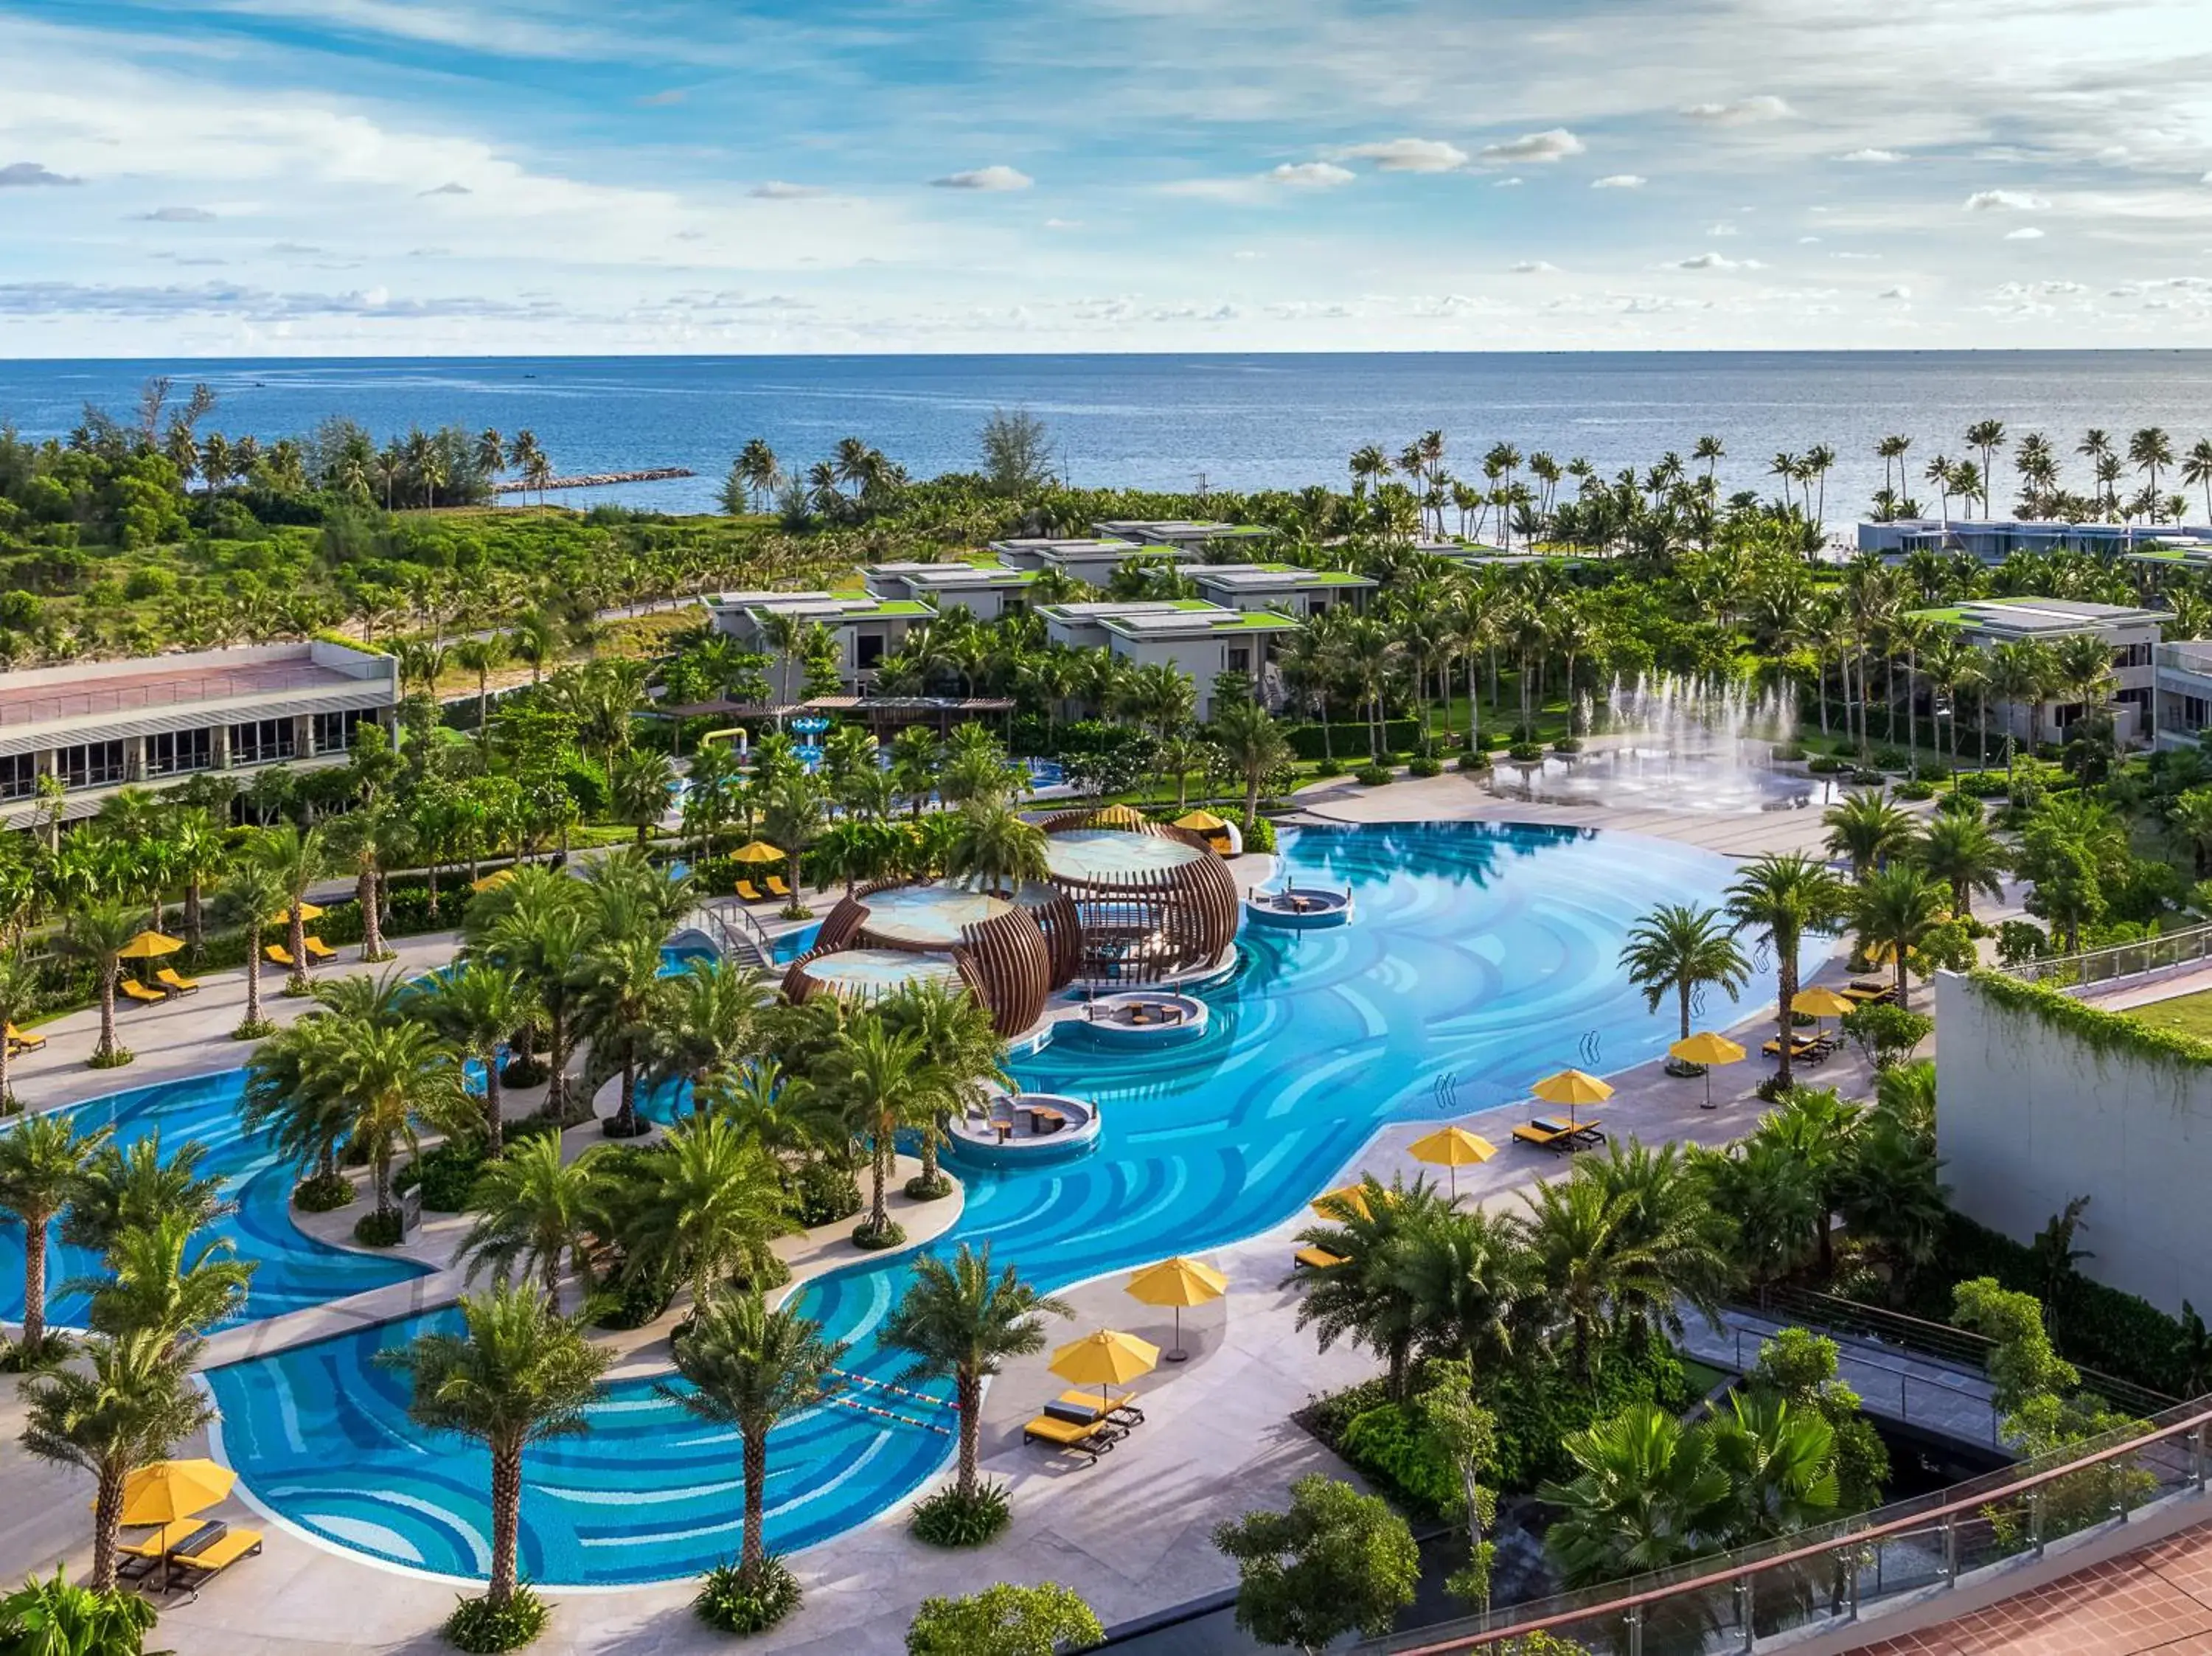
[{"left": 1034, "top": 807, "right": 1242, "bottom": 987}]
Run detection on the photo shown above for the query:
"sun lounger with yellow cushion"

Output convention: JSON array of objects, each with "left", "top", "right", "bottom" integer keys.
[
  {"left": 5, "top": 1023, "right": 44, "bottom": 1053},
  {"left": 735, "top": 880, "right": 765, "bottom": 903},
  {"left": 301, "top": 936, "right": 337, "bottom": 962},
  {"left": 120, "top": 978, "right": 167, "bottom": 1005},
  {"left": 1022, "top": 1414, "right": 1120, "bottom": 1459},
  {"left": 1512, "top": 1122, "right": 1574, "bottom": 1152},
  {"left": 116, "top": 1519, "right": 207, "bottom": 1581},
  {"left": 766, "top": 874, "right": 793, "bottom": 900},
  {"left": 264, "top": 944, "right": 296, "bottom": 968},
  {"left": 168, "top": 1527, "right": 262, "bottom": 1599},
  {"left": 1293, "top": 1245, "right": 1348, "bottom": 1270},
  {"left": 156, "top": 967, "right": 201, "bottom": 995},
  {"left": 1048, "top": 1388, "right": 1144, "bottom": 1424}
]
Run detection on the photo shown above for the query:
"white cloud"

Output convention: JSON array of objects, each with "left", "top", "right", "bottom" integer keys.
[
  {"left": 1270, "top": 161, "right": 1354, "bottom": 188},
  {"left": 1879, "top": 285, "right": 1912, "bottom": 299},
  {"left": 2005, "top": 226, "right": 2046, "bottom": 240},
  {"left": 1478, "top": 128, "right": 1583, "bottom": 164},
  {"left": 1492, "top": 177, "right": 1523, "bottom": 189},
  {"left": 1044, "top": 217, "right": 1082, "bottom": 229},
  {"left": 748, "top": 181, "right": 824, "bottom": 199},
  {"left": 1798, "top": 235, "right": 1821, "bottom": 243},
  {"left": 1707, "top": 222, "right": 1739, "bottom": 237},
  {"left": 1964, "top": 189, "right": 2050, "bottom": 212},
  {"left": 1674, "top": 251, "right": 1763, "bottom": 271},
  {"left": 1509, "top": 260, "right": 1558, "bottom": 274},
  {"left": 1338, "top": 138, "right": 1467, "bottom": 173},
  {"left": 1592, "top": 174, "right": 1646, "bottom": 189},
  {"left": 1840, "top": 148, "right": 1906, "bottom": 164},
  {"left": 1681, "top": 95, "right": 1791, "bottom": 124},
  {"left": 132, "top": 206, "right": 216, "bottom": 222},
  {"left": 931, "top": 165, "right": 1031, "bottom": 192},
  {"left": 0, "top": 161, "right": 79, "bottom": 187}
]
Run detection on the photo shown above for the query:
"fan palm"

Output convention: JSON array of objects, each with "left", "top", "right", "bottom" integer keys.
[
  {"left": 21, "top": 1329, "right": 214, "bottom": 1590},
  {"left": 880, "top": 1244, "right": 1072, "bottom": 1500},
  {"left": 1618, "top": 902, "right": 1750, "bottom": 1042},
  {"left": 377, "top": 1284, "right": 611, "bottom": 1609},
  {"left": 1725, "top": 854, "right": 1848, "bottom": 1088},
  {"left": 452, "top": 1133, "right": 606, "bottom": 1295},
  {"left": 1539, "top": 1402, "right": 1733, "bottom": 1588},
  {"left": 664, "top": 1288, "right": 846, "bottom": 1579},
  {"left": 1705, "top": 1391, "right": 1839, "bottom": 1540},
  {"left": 0, "top": 1111, "right": 106, "bottom": 1356}
]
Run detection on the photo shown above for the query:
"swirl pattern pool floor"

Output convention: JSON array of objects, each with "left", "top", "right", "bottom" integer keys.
[{"left": 202, "top": 822, "right": 1792, "bottom": 1587}]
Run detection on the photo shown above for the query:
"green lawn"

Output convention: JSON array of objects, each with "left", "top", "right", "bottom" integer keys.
[
  {"left": 1679, "top": 1356, "right": 1734, "bottom": 1399},
  {"left": 2124, "top": 988, "right": 2212, "bottom": 1042}
]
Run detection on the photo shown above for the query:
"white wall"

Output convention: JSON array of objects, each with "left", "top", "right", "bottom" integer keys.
[{"left": 1934, "top": 970, "right": 2212, "bottom": 1317}]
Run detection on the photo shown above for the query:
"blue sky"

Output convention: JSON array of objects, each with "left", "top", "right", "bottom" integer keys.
[{"left": 1, "top": 0, "right": 2208, "bottom": 354}]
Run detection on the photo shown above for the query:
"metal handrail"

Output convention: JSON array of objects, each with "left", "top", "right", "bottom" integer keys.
[
  {"left": 1997, "top": 919, "right": 2212, "bottom": 993},
  {"left": 686, "top": 898, "right": 774, "bottom": 969},
  {"left": 0, "top": 666, "right": 355, "bottom": 728},
  {"left": 1366, "top": 1394, "right": 2212, "bottom": 1653}
]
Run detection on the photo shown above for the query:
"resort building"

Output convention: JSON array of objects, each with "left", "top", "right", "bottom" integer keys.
[
  {"left": 0, "top": 641, "right": 400, "bottom": 830},
  {"left": 860, "top": 561, "right": 1039, "bottom": 621},
  {"left": 703, "top": 590, "right": 931, "bottom": 692},
  {"left": 1860, "top": 517, "right": 2212, "bottom": 561},
  {"left": 1186, "top": 563, "right": 1375, "bottom": 619},
  {"left": 1913, "top": 596, "right": 2165, "bottom": 745},
  {"left": 989, "top": 537, "right": 1187, "bottom": 586},
  {"left": 1037, "top": 599, "right": 1299, "bottom": 718},
  {"left": 1089, "top": 519, "right": 1276, "bottom": 557}
]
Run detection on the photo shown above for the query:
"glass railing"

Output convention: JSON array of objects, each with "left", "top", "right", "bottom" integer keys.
[
  {"left": 1362, "top": 1397, "right": 2212, "bottom": 1655},
  {"left": 2002, "top": 921, "right": 2212, "bottom": 993}
]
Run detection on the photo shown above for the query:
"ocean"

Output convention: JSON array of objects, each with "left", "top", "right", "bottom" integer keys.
[{"left": 3, "top": 351, "right": 2211, "bottom": 523}]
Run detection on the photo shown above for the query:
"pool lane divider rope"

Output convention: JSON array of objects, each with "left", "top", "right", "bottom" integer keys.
[
  {"left": 831, "top": 1368, "right": 958, "bottom": 1411},
  {"left": 821, "top": 1368, "right": 957, "bottom": 1434},
  {"left": 823, "top": 1393, "right": 953, "bottom": 1435}
]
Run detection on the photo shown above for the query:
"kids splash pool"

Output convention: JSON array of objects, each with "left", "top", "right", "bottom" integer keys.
[{"left": 202, "top": 821, "right": 1789, "bottom": 1587}]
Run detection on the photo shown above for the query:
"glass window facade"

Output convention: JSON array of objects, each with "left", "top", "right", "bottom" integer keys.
[
  {"left": 59, "top": 740, "right": 126, "bottom": 789},
  {"left": 147, "top": 728, "right": 213, "bottom": 776},
  {"left": 229, "top": 718, "right": 296, "bottom": 766}
]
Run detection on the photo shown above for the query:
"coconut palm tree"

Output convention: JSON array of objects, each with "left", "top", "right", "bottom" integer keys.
[
  {"left": 330, "top": 802, "right": 411, "bottom": 961},
  {"left": 250, "top": 822, "right": 330, "bottom": 995},
  {"left": 2183, "top": 438, "right": 2212, "bottom": 524},
  {"left": 573, "top": 924, "right": 672, "bottom": 1139},
  {"left": 822, "top": 1018, "right": 947, "bottom": 1241},
  {"left": 1820, "top": 790, "right": 1915, "bottom": 880},
  {"left": 1618, "top": 902, "right": 1751, "bottom": 1043},
  {"left": 0, "top": 1113, "right": 106, "bottom": 1359},
  {"left": 209, "top": 855, "right": 290, "bottom": 1039},
  {"left": 452, "top": 635, "right": 509, "bottom": 756},
  {"left": 663, "top": 1288, "right": 845, "bottom": 1587},
  {"left": 618, "top": 1113, "right": 793, "bottom": 1307},
  {"left": 474, "top": 870, "right": 592, "bottom": 1119},
  {"left": 1915, "top": 810, "right": 2008, "bottom": 918},
  {"left": 378, "top": 1285, "right": 611, "bottom": 1613},
  {"left": 1210, "top": 698, "right": 1293, "bottom": 832},
  {"left": 1851, "top": 863, "right": 1949, "bottom": 1009},
  {"left": 645, "top": 956, "right": 771, "bottom": 1113},
  {"left": 452, "top": 1134, "right": 606, "bottom": 1295},
  {"left": 880, "top": 1244, "right": 1073, "bottom": 1503},
  {"left": 60, "top": 901, "right": 148, "bottom": 1068},
  {"left": 879, "top": 978, "right": 1007, "bottom": 1194},
  {"left": 422, "top": 961, "right": 534, "bottom": 1155},
  {"left": 1725, "top": 854, "right": 1849, "bottom": 1088}
]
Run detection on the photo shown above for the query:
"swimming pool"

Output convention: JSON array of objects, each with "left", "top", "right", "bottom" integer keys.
[
  {"left": 0, "top": 1069, "right": 431, "bottom": 1330},
  {"left": 204, "top": 822, "right": 1795, "bottom": 1586}
]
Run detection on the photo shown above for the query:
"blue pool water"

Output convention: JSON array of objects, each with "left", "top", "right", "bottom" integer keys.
[
  {"left": 0, "top": 1069, "right": 431, "bottom": 1329},
  {"left": 203, "top": 823, "right": 1791, "bottom": 1585}
]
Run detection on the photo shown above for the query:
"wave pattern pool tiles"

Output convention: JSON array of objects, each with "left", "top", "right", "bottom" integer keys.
[
  {"left": 205, "top": 822, "right": 1801, "bottom": 1586},
  {"left": 0, "top": 1069, "right": 431, "bottom": 1329}
]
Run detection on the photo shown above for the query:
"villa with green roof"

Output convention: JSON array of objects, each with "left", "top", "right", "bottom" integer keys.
[
  {"left": 1188, "top": 562, "right": 1374, "bottom": 619},
  {"left": 989, "top": 537, "right": 1186, "bottom": 585},
  {"left": 1913, "top": 596, "right": 2165, "bottom": 746},
  {"left": 860, "top": 560, "right": 1040, "bottom": 621},
  {"left": 1090, "top": 518, "right": 1276, "bottom": 557},
  {"left": 1038, "top": 599, "right": 1299, "bottom": 717},
  {"left": 703, "top": 590, "right": 932, "bottom": 694}
]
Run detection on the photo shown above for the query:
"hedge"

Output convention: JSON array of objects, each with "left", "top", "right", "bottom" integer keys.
[{"left": 1285, "top": 720, "right": 1424, "bottom": 761}]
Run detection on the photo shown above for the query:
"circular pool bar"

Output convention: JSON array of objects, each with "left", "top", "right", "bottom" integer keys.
[
  {"left": 946, "top": 1092, "right": 1101, "bottom": 1167},
  {"left": 1057, "top": 989, "right": 1210, "bottom": 1047},
  {"left": 1244, "top": 886, "right": 1353, "bottom": 929}
]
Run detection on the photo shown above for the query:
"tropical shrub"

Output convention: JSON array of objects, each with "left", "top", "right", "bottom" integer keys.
[
  {"left": 442, "top": 1584, "right": 549, "bottom": 1653},
  {"left": 1355, "top": 763, "right": 1396, "bottom": 787},
  {"left": 0, "top": 1570, "right": 161, "bottom": 1655},
  {"left": 1507, "top": 741, "right": 1545, "bottom": 762},
  {"left": 789, "top": 1160, "right": 862, "bottom": 1227},
  {"left": 352, "top": 1208, "right": 404, "bottom": 1247},
  {"left": 292, "top": 1170, "right": 355, "bottom": 1213},
  {"left": 397, "top": 1141, "right": 491, "bottom": 1212},
  {"left": 905, "top": 1582, "right": 1103, "bottom": 1656},
  {"left": 1242, "top": 815, "right": 1277, "bottom": 853},
  {"left": 1339, "top": 1401, "right": 1459, "bottom": 1517},
  {"left": 693, "top": 1556, "right": 802, "bottom": 1635},
  {"left": 1408, "top": 755, "right": 1443, "bottom": 778},
  {"left": 852, "top": 1219, "right": 907, "bottom": 1250},
  {"left": 911, "top": 1480, "right": 1012, "bottom": 1548}
]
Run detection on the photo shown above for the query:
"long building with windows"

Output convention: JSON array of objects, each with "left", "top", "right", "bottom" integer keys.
[{"left": 0, "top": 641, "right": 400, "bottom": 829}]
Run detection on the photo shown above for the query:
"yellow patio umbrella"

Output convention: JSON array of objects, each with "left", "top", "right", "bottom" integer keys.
[
  {"left": 1407, "top": 1125, "right": 1498, "bottom": 1198},
  {"left": 1051, "top": 1328, "right": 1161, "bottom": 1411},
  {"left": 271, "top": 900, "right": 327, "bottom": 922},
  {"left": 1088, "top": 804, "right": 1147, "bottom": 829},
  {"left": 119, "top": 1459, "right": 234, "bottom": 1527},
  {"left": 1125, "top": 1256, "right": 1229, "bottom": 1364},
  {"left": 1792, "top": 986, "right": 1856, "bottom": 1043},
  {"left": 467, "top": 869, "right": 512, "bottom": 894},
  {"left": 1173, "top": 810, "right": 1230, "bottom": 831},
  {"left": 116, "top": 930, "right": 184, "bottom": 961},
  {"left": 1669, "top": 1031, "right": 1747, "bottom": 1110},
  {"left": 1531, "top": 1067, "right": 1613, "bottom": 1133},
  {"left": 731, "top": 840, "right": 786, "bottom": 863},
  {"left": 1310, "top": 1183, "right": 1373, "bottom": 1221}
]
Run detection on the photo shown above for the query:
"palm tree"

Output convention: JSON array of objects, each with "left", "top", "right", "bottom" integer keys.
[
  {"left": 881, "top": 1244, "right": 1073, "bottom": 1503},
  {"left": 21, "top": 1329, "right": 213, "bottom": 1590},
  {"left": 1820, "top": 790, "right": 1916, "bottom": 880},
  {"left": 211, "top": 854, "right": 291, "bottom": 1038},
  {"left": 1754, "top": 1087, "right": 1865, "bottom": 1276},
  {"left": 0, "top": 1113, "right": 105, "bottom": 1357},
  {"left": 664, "top": 1288, "right": 845, "bottom": 1585},
  {"left": 1289, "top": 1173, "right": 1450, "bottom": 1399},
  {"left": 333, "top": 1017, "right": 471, "bottom": 1222},
  {"left": 944, "top": 802, "right": 1048, "bottom": 898},
  {"left": 453, "top": 1134, "right": 605, "bottom": 1295},
  {"left": 619, "top": 1113, "right": 793, "bottom": 1306},
  {"left": 879, "top": 978, "right": 1008, "bottom": 1194},
  {"left": 60, "top": 901, "right": 147, "bottom": 1068},
  {"left": 2130, "top": 427, "right": 2176, "bottom": 511},
  {"left": 378, "top": 1285, "right": 611, "bottom": 1612},
  {"left": 1539, "top": 1402, "right": 1732, "bottom": 1587},
  {"left": 646, "top": 956, "right": 770, "bottom": 1109},
  {"left": 452, "top": 635, "right": 509, "bottom": 756},
  {"left": 2183, "top": 438, "right": 2212, "bottom": 523},
  {"left": 1211, "top": 699, "right": 1293, "bottom": 832},
  {"left": 735, "top": 438, "right": 780, "bottom": 510},
  {"left": 475, "top": 871, "right": 592, "bottom": 1120},
  {"left": 574, "top": 925, "right": 671, "bottom": 1138},
  {"left": 330, "top": 801, "right": 411, "bottom": 961},
  {"left": 422, "top": 961, "right": 534, "bottom": 1155},
  {"left": 824, "top": 1018, "right": 947, "bottom": 1240},
  {"left": 611, "top": 747, "right": 675, "bottom": 848},
  {"left": 63, "top": 1135, "right": 231, "bottom": 1257},
  {"left": 1725, "top": 854, "right": 1849, "bottom": 1088},
  {"left": 1916, "top": 810, "right": 2008, "bottom": 918},
  {"left": 0, "top": 950, "right": 39, "bottom": 1109},
  {"left": 1396, "top": 1206, "right": 1526, "bottom": 1375},
  {"left": 1580, "top": 1140, "right": 1733, "bottom": 1340},
  {"left": 1618, "top": 902, "right": 1751, "bottom": 1042},
  {"left": 1965, "top": 420, "right": 2008, "bottom": 517},
  {"left": 1706, "top": 1391, "right": 1840, "bottom": 1541},
  {"left": 70, "top": 1211, "right": 256, "bottom": 1354},
  {"left": 1851, "top": 863, "right": 1948, "bottom": 1009},
  {"left": 251, "top": 822, "right": 330, "bottom": 994}
]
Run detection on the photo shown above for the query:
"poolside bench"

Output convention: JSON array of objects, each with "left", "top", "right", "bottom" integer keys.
[
  {"left": 4, "top": 1023, "right": 44, "bottom": 1054},
  {"left": 167, "top": 1527, "right": 262, "bottom": 1601},
  {"left": 301, "top": 936, "right": 337, "bottom": 962},
  {"left": 120, "top": 978, "right": 167, "bottom": 1006},
  {"left": 156, "top": 967, "right": 201, "bottom": 995},
  {"left": 1023, "top": 1414, "right": 1121, "bottom": 1461}
]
